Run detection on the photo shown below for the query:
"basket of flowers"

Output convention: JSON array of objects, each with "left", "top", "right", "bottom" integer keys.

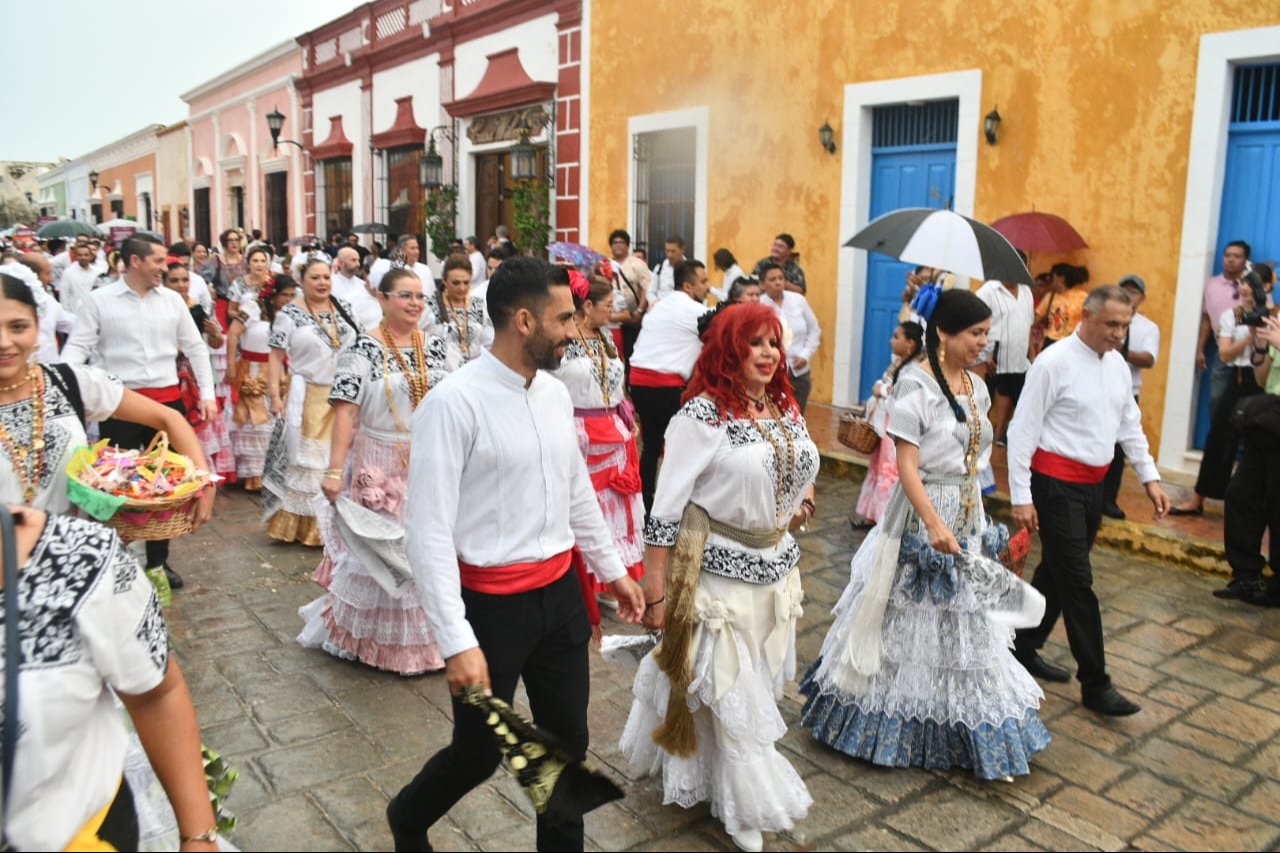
[{"left": 66, "top": 432, "right": 210, "bottom": 541}]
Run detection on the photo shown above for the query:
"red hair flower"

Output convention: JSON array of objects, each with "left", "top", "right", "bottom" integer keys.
[{"left": 568, "top": 270, "right": 590, "bottom": 301}]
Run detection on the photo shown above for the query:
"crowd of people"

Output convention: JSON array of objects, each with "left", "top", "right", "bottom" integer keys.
[{"left": 0, "top": 213, "right": 1273, "bottom": 853}]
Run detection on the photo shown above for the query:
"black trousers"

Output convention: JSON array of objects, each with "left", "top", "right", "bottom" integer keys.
[
  {"left": 620, "top": 324, "right": 642, "bottom": 384},
  {"left": 1224, "top": 439, "right": 1280, "bottom": 586},
  {"left": 1014, "top": 471, "right": 1110, "bottom": 693},
  {"left": 629, "top": 383, "right": 685, "bottom": 513},
  {"left": 392, "top": 570, "right": 592, "bottom": 852},
  {"left": 98, "top": 399, "right": 185, "bottom": 569},
  {"left": 1195, "top": 368, "right": 1261, "bottom": 500},
  {"left": 1102, "top": 394, "right": 1140, "bottom": 506}
]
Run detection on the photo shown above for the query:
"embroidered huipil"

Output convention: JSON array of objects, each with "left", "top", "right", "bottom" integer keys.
[
  {"left": 644, "top": 397, "right": 820, "bottom": 583},
  {"left": 406, "top": 351, "right": 627, "bottom": 657}
]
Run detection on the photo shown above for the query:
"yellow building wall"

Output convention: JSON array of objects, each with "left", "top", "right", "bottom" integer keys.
[{"left": 588, "top": 0, "right": 1280, "bottom": 452}]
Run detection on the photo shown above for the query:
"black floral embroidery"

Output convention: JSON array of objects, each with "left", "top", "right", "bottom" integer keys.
[
  {"left": 644, "top": 516, "right": 681, "bottom": 547},
  {"left": 0, "top": 517, "right": 162, "bottom": 671},
  {"left": 134, "top": 597, "right": 169, "bottom": 672},
  {"left": 701, "top": 539, "right": 801, "bottom": 585},
  {"left": 562, "top": 338, "right": 624, "bottom": 402},
  {"left": 677, "top": 396, "right": 724, "bottom": 427},
  {"left": 113, "top": 545, "right": 138, "bottom": 594},
  {"left": 271, "top": 301, "right": 358, "bottom": 352}
]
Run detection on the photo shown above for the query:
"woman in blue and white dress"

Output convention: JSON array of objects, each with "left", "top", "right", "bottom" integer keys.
[{"left": 800, "top": 288, "right": 1050, "bottom": 780}]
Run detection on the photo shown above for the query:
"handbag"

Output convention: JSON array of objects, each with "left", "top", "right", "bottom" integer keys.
[
  {"left": 1, "top": 505, "right": 21, "bottom": 850},
  {"left": 999, "top": 527, "right": 1032, "bottom": 578}
]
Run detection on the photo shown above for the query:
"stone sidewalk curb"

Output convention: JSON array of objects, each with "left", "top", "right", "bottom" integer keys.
[{"left": 818, "top": 451, "right": 1231, "bottom": 578}]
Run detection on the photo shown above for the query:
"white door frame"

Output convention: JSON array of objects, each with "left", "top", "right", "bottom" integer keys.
[
  {"left": 626, "top": 106, "right": 709, "bottom": 265},
  {"left": 832, "top": 70, "right": 983, "bottom": 408},
  {"left": 1159, "top": 25, "right": 1280, "bottom": 472}
]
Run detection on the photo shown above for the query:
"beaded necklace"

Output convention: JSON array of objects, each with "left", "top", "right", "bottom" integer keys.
[
  {"left": 747, "top": 395, "right": 796, "bottom": 527},
  {"left": 441, "top": 295, "right": 471, "bottom": 358},
  {"left": 573, "top": 320, "right": 611, "bottom": 406},
  {"left": 0, "top": 367, "right": 47, "bottom": 505},
  {"left": 959, "top": 370, "right": 982, "bottom": 527},
  {"left": 380, "top": 326, "right": 430, "bottom": 467},
  {"left": 307, "top": 299, "right": 343, "bottom": 348}
]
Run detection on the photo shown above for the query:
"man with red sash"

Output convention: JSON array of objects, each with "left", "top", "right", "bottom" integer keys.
[
  {"left": 627, "top": 258, "right": 709, "bottom": 511},
  {"left": 63, "top": 233, "right": 217, "bottom": 590},
  {"left": 392, "top": 257, "right": 644, "bottom": 852},
  {"left": 1008, "top": 284, "right": 1170, "bottom": 717}
]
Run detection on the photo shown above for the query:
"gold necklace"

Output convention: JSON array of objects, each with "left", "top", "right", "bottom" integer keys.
[
  {"left": 442, "top": 296, "right": 471, "bottom": 357},
  {"left": 307, "top": 300, "right": 343, "bottom": 348},
  {"left": 750, "top": 396, "right": 796, "bottom": 526},
  {"left": 573, "top": 320, "right": 611, "bottom": 406},
  {"left": 0, "top": 373, "right": 32, "bottom": 393},
  {"left": 381, "top": 323, "right": 430, "bottom": 410},
  {"left": 0, "top": 367, "right": 47, "bottom": 505},
  {"left": 960, "top": 371, "right": 982, "bottom": 526}
]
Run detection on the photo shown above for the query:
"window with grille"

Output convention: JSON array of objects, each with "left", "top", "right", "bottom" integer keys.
[
  {"left": 871, "top": 100, "right": 959, "bottom": 149},
  {"left": 632, "top": 127, "right": 696, "bottom": 260},
  {"left": 383, "top": 146, "right": 424, "bottom": 241},
  {"left": 193, "top": 189, "right": 210, "bottom": 246},
  {"left": 264, "top": 172, "right": 289, "bottom": 244},
  {"left": 320, "top": 158, "right": 353, "bottom": 236},
  {"left": 1232, "top": 63, "right": 1280, "bottom": 126}
]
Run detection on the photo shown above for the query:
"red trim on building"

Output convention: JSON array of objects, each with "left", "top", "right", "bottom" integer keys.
[
  {"left": 443, "top": 49, "right": 556, "bottom": 118},
  {"left": 312, "top": 115, "right": 354, "bottom": 161},
  {"left": 372, "top": 96, "right": 426, "bottom": 149}
]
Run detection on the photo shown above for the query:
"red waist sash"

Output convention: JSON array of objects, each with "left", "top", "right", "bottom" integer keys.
[
  {"left": 241, "top": 351, "right": 269, "bottom": 363},
  {"left": 629, "top": 367, "right": 685, "bottom": 388},
  {"left": 1031, "top": 449, "right": 1110, "bottom": 485},
  {"left": 458, "top": 549, "right": 573, "bottom": 595},
  {"left": 134, "top": 385, "right": 181, "bottom": 403}
]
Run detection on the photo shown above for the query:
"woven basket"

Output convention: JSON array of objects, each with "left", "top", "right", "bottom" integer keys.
[
  {"left": 837, "top": 400, "right": 882, "bottom": 455},
  {"left": 97, "top": 432, "right": 209, "bottom": 542}
]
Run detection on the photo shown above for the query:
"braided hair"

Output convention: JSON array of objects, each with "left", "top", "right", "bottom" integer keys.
[{"left": 923, "top": 290, "right": 992, "bottom": 422}]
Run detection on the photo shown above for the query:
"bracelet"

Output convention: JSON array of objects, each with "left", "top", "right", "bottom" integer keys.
[
  {"left": 644, "top": 597, "right": 665, "bottom": 609},
  {"left": 180, "top": 826, "right": 218, "bottom": 844},
  {"left": 801, "top": 498, "right": 817, "bottom": 515}
]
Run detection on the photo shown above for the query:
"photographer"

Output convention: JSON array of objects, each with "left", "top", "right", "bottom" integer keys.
[
  {"left": 1220, "top": 309, "right": 1280, "bottom": 605},
  {"left": 1172, "top": 273, "right": 1266, "bottom": 520}
]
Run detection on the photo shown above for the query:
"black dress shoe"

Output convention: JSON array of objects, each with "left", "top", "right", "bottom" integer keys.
[
  {"left": 163, "top": 565, "right": 185, "bottom": 590},
  {"left": 1015, "top": 652, "right": 1071, "bottom": 683},
  {"left": 1213, "top": 577, "right": 1265, "bottom": 599},
  {"left": 1101, "top": 502, "right": 1126, "bottom": 520},
  {"left": 1168, "top": 506, "right": 1203, "bottom": 517},
  {"left": 1082, "top": 686, "right": 1141, "bottom": 717},
  {"left": 1244, "top": 588, "right": 1280, "bottom": 608},
  {"left": 386, "top": 795, "right": 432, "bottom": 852}
]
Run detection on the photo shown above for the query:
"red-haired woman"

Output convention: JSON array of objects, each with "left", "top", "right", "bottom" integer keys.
[{"left": 620, "top": 302, "right": 818, "bottom": 852}]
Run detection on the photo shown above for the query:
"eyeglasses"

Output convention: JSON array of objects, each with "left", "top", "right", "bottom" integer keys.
[{"left": 388, "top": 291, "right": 427, "bottom": 302}]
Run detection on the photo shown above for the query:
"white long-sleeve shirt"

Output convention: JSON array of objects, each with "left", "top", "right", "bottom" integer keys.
[
  {"left": 629, "top": 290, "right": 705, "bottom": 380},
  {"left": 57, "top": 263, "right": 101, "bottom": 315},
  {"left": 406, "top": 350, "right": 626, "bottom": 658},
  {"left": 647, "top": 257, "right": 680, "bottom": 305},
  {"left": 761, "top": 291, "right": 821, "bottom": 376},
  {"left": 63, "top": 280, "right": 215, "bottom": 400},
  {"left": 331, "top": 271, "right": 384, "bottom": 330},
  {"left": 1007, "top": 330, "right": 1159, "bottom": 505},
  {"left": 975, "top": 280, "right": 1035, "bottom": 374},
  {"left": 709, "top": 263, "right": 746, "bottom": 302}
]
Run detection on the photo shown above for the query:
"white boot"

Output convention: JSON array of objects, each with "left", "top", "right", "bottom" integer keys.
[{"left": 729, "top": 829, "right": 763, "bottom": 852}]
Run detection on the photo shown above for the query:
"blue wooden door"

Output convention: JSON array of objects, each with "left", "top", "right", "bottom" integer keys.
[
  {"left": 1195, "top": 65, "right": 1280, "bottom": 447},
  {"left": 860, "top": 145, "right": 955, "bottom": 398}
]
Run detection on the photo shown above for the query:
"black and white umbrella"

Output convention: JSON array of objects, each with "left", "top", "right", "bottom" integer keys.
[{"left": 845, "top": 208, "right": 1033, "bottom": 285}]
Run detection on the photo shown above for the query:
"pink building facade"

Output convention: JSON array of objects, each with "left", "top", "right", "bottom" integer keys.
[
  {"left": 182, "top": 40, "right": 305, "bottom": 247},
  {"left": 297, "top": 0, "right": 585, "bottom": 262}
]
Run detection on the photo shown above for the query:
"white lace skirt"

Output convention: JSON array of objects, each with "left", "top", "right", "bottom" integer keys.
[{"left": 620, "top": 568, "right": 812, "bottom": 834}]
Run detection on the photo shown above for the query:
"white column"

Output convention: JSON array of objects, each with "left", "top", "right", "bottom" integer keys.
[
  {"left": 211, "top": 112, "right": 224, "bottom": 235},
  {"left": 246, "top": 100, "right": 260, "bottom": 234},
  {"left": 288, "top": 79, "right": 304, "bottom": 236}
]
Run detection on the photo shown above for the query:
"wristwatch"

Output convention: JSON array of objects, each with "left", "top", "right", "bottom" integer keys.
[{"left": 180, "top": 826, "right": 218, "bottom": 844}]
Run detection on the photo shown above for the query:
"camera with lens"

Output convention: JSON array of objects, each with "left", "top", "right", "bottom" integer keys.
[{"left": 1239, "top": 268, "right": 1271, "bottom": 327}]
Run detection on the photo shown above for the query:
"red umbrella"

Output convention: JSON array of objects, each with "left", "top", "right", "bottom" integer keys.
[{"left": 990, "top": 212, "right": 1088, "bottom": 253}]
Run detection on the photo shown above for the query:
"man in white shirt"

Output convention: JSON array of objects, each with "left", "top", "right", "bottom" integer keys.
[
  {"left": 392, "top": 257, "right": 642, "bottom": 852},
  {"left": 1008, "top": 285, "right": 1170, "bottom": 717},
  {"left": 58, "top": 244, "right": 104, "bottom": 316},
  {"left": 465, "top": 236, "right": 486, "bottom": 287},
  {"left": 759, "top": 259, "right": 821, "bottom": 413},
  {"left": 370, "top": 234, "right": 433, "bottom": 293},
  {"left": 64, "top": 233, "right": 218, "bottom": 591},
  {"left": 46, "top": 238, "right": 70, "bottom": 283},
  {"left": 646, "top": 235, "right": 686, "bottom": 305},
  {"left": 3, "top": 255, "right": 75, "bottom": 364},
  {"left": 629, "top": 259, "right": 708, "bottom": 510},
  {"left": 331, "top": 246, "right": 383, "bottom": 330},
  {"left": 976, "top": 272, "right": 1035, "bottom": 444},
  {"left": 1101, "top": 275, "right": 1161, "bottom": 519}
]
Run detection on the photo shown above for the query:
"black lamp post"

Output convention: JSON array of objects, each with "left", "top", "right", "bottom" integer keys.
[
  {"left": 984, "top": 106, "right": 1002, "bottom": 145},
  {"left": 88, "top": 169, "right": 99, "bottom": 191},
  {"left": 265, "top": 106, "right": 306, "bottom": 152},
  {"left": 511, "top": 128, "right": 537, "bottom": 182},
  {"left": 819, "top": 121, "right": 837, "bottom": 154}
]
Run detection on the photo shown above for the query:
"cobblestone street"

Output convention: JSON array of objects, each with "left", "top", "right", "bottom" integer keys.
[{"left": 167, "top": 474, "right": 1280, "bottom": 852}]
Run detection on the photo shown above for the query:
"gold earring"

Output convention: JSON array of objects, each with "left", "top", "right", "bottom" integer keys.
[{"left": 940, "top": 346, "right": 946, "bottom": 366}]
